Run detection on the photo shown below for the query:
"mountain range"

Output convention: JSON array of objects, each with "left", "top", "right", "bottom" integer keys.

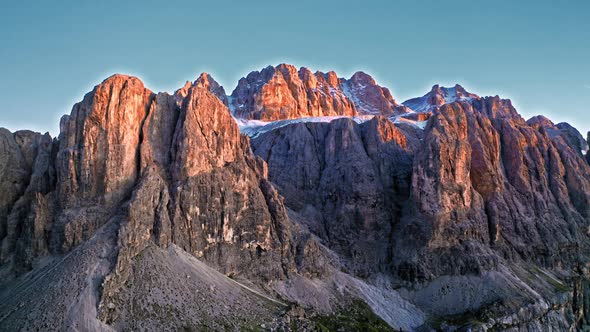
[{"left": 1, "top": 64, "right": 589, "bottom": 331}]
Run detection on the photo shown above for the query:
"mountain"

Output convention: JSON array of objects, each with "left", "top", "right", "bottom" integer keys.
[
  {"left": 1, "top": 66, "right": 590, "bottom": 331},
  {"left": 251, "top": 95, "right": 590, "bottom": 330},
  {"left": 403, "top": 84, "right": 479, "bottom": 113},
  {"left": 340, "top": 71, "right": 411, "bottom": 116},
  {"left": 229, "top": 64, "right": 409, "bottom": 121},
  {"left": 527, "top": 115, "right": 589, "bottom": 155}
]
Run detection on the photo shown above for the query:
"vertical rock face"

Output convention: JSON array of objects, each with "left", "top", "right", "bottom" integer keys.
[
  {"left": 409, "top": 103, "right": 484, "bottom": 232},
  {"left": 1, "top": 72, "right": 306, "bottom": 284},
  {"left": 171, "top": 86, "right": 240, "bottom": 178},
  {"left": 0, "top": 129, "right": 30, "bottom": 246},
  {"left": 88, "top": 74, "right": 305, "bottom": 323},
  {"left": 251, "top": 116, "right": 419, "bottom": 276},
  {"left": 166, "top": 79, "right": 294, "bottom": 280},
  {"left": 57, "top": 74, "right": 153, "bottom": 209},
  {"left": 481, "top": 97, "right": 590, "bottom": 261},
  {"left": 54, "top": 74, "right": 154, "bottom": 253},
  {"left": 0, "top": 129, "right": 56, "bottom": 269},
  {"left": 139, "top": 92, "right": 178, "bottom": 170},
  {"left": 394, "top": 97, "right": 590, "bottom": 280}
]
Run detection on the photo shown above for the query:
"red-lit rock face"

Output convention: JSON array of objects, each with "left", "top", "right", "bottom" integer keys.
[
  {"left": 396, "top": 97, "right": 590, "bottom": 279},
  {"left": 1, "top": 73, "right": 306, "bottom": 284},
  {"left": 230, "top": 64, "right": 409, "bottom": 120},
  {"left": 231, "top": 64, "right": 357, "bottom": 120},
  {"left": 57, "top": 74, "right": 153, "bottom": 209}
]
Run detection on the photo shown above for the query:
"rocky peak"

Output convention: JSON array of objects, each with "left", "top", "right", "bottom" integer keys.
[
  {"left": 527, "top": 115, "right": 555, "bottom": 129},
  {"left": 176, "top": 72, "right": 228, "bottom": 105},
  {"left": 403, "top": 83, "right": 479, "bottom": 113},
  {"left": 230, "top": 64, "right": 412, "bottom": 120},
  {"left": 349, "top": 71, "right": 376, "bottom": 85},
  {"left": 340, "top": 71, "right": 409, "bottom": 117},
  {"left": 57, "top": 74, "right": 153, "bottom": 209},
  {"left": 171, "top": 82, "right": 240, "bottom": 179},
  {"left": 471, "top": 95, "right": 522, "bottom": 122},
  {"left": 230, "top": 64, "right": 357, "bottom": 120},
  {"left": 526, "top": 116, "right": 589, "bottom": 154},
  {"left": 323, "top": 70, "right": 340, "bottom": 87},
  {"left": 556, "top": 122, "right": 589, "bottom": 154},
  {"left": 174, "top": 81, "right": 193, "bottom": 100}
]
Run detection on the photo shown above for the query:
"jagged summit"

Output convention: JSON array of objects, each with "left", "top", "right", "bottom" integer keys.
[
  {"left": 402, "top": 84, "right": 479, "bottom": 113},
  {"left": 229, "top": 64, "right": 409, "bottom": 120},
  {"left": 102, "top": 73, "right": 143, "bottom": 83},
  {"left": 340, "top": 70, "right": 410, "bottom": 116},
  {"left": 527, "top": 114, "right": 556, "bottom": 129},
  {"left": 527, "top": 115, "right": 589, "bottom": 154},
  {"left": 229, "top": 64, "right": 357, "bottom": 120},
  {"left": 194, "top": 72, "right": 228, "bottom": 104},
  {"left": 174, "top": 72, "right": 228, "bottom": 105}
]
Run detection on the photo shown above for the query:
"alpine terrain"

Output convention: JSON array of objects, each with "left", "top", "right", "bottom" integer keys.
[{"left": 1, "top": 64, "right": 590, "bottom": 331}]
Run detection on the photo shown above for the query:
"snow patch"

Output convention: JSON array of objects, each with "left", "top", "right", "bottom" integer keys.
[
  {"left": 235, "top": 115, "right": 375, "bottom": 138},
  {"left": 341, "top": 82, "right": 382, "bottom": 114},
  {"left": 391, "top": 116, "right": 428, "bottom": 130},
  {"left": 403, "top": 86, "right": 477, "bottom": 113}
]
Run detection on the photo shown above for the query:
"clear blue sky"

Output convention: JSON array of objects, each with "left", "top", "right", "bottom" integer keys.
[{"left": 1, "top": 0, "right": 589, "bottom": 136}]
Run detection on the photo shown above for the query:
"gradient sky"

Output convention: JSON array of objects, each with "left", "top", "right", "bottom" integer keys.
[{"left": 1, "top": 0, "right": 589, "bottom": 136}]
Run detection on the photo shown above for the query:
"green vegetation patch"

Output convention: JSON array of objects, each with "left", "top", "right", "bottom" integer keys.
[{"left": 311, "top": 299, "right": 396, "bottom": 332}]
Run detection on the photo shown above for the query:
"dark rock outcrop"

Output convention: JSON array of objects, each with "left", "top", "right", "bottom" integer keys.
[
  {"left": 0, "top": 129, "right": 56, "bottom": 271},
  {"left": 251, "top": 116, "right": 420, "bottom": 276}
]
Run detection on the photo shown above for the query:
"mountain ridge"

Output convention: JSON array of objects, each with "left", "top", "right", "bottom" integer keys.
[{"left": 1, "top": 66, "right": 590, "bottom": 331}]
